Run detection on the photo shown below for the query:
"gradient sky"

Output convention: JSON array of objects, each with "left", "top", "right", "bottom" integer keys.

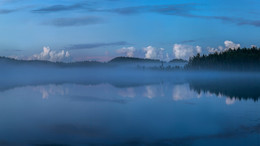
[{"left": 1, "top": 0, "right": 260, "bottom": 61}]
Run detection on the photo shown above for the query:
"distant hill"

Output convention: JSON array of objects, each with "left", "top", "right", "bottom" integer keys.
[
  {"left": 0, "top": 56, "right": 164, "bottom": 69},
  {"left": 186, "top": 47, "right": 260, "bottom": 71},
  {"left": 0, "top": 56, "right": 105, "bottom": 67},
  {"left": 0, "top": 56, "right": 189, "bottom": 70},
  {"left": 170, "top": 59, "right": 188, "bottom": 63},
  {"left": 0, "top": 56, "right": 164, "bottom": 68},
  {"left": 109, "top": 57, "right": 162, "bottom": 63}
]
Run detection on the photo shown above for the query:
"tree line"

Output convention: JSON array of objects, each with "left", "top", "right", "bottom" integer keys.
[{"left": 186, "top": 47, "right": 260, "bottom": 71}]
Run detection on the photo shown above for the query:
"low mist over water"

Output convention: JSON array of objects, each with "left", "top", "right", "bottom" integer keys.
[{"left": 1, "top": 62, "right": 260, "bottom": 145}]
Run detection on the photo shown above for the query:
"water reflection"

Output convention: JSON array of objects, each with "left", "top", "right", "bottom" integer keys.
[
  {"left": 189, "top": 78, "right": 260, "bottom": 102},
  {"left": 172, "top": 84, "right": 200, "bottom": 101},
  {"left": 0, "top": 79, "right": 259, "bottom": 145},
  {"left": 33, "top": 85, "right": 69, "bottom": 99},
  {"left": 118, "top": 87, "right": 136, "bottom": 98},
  {"left": 226, "top": 97, "right": 236, "bottom": 105},
  {"left": 1, "top": 78, "right": 260, "bottom": 103}
]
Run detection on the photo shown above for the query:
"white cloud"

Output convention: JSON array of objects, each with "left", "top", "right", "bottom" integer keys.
[
  {"left": 251, "top": 45, "right": 257, "bottom": 48},
  {"left": 173, "top": 44, "right": 201, "bottom": 60},
  {"left": 116, "top": 47, "right": 135, "bottom": 57},
  {"left": 208, "top": 47, "right": 219, "bottom": 53},
  {"left": 208, "top": 40, "right": 241, "bottom": 54},
  {"left": 143, "top": 46, "right": 157, "bottom": 59},
  {"left": 196, "top": 46, "right": 202, "bottom": 54},
  {"left": 165, "top": 53, "right": 170, "bottom": 62},
  {"left": 65, "top": 51, "right": 70, "bottom": 57},
  {"left": 31, "top": 46, "right": 70, "bottom": 62},
  {"left": 218, "top": 46, "right": 224, "bottom": 52},
  {"left": 158, "top": 48, "right": 164, "bottom": 60},
  {"left": 143, "top": 46, "right": 167, "bottom": 60},
  {"left": 224, "top": 40, "right": 240, "bottom": 50}
]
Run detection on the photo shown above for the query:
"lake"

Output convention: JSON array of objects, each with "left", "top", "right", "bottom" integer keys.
[{"left": 0, "top": 75, "right": 259, "bottom": 146}]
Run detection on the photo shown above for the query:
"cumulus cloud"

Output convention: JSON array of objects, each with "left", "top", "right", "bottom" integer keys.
[
  {"left": 218, "top": 46, "right": 224, "bottom": 52},
  {"left": 173, "top": 44, "right": 201, "bottom": 60},
  {"left": 143, "top": 46, "right": 166, "bottom": 60},
  {"left": 196, "top": 46, "right": 202, "bottom": 54},
  {"left": 31, "top": 46, "right": 70, "bottom": 62},
  {"left": 144, "top": 46, "right": 157, "bottom": 59},
  {"left": 208, "top": 40, "right": 240, "bottom": 53},
  {"left": 208, "top": 46, "right": 226, "bottom": 53},
  {"left": 158, "top": 48, "right": 165, "bottom": 60},
  {"left": 165, "top": 53, "right": 170, "bottom": 62},
  {"left": 208, "top": 47, "right": 219, "bottom": 53},
  {"left": 116, "top": 46, "right": 135, "bottom": 57},
  {"left": 224, "top": 40, "right": 240, "bottom": 50}
]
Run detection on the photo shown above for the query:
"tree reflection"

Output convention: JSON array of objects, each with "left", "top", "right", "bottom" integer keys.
[{"left": 189, "top": 78, "right": 260, "bottom": 102}]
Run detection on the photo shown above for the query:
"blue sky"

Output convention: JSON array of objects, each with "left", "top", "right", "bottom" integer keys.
[{"left": 1, "top": 0, "right": 260, "bottom": 61}]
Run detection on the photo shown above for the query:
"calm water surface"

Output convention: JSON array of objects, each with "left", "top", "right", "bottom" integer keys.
[{"left": 0, "top": 80, "right": 259, "bottom": 145}]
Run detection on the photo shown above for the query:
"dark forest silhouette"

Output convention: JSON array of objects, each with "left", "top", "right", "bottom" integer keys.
[{"left": 186, "top": 47, "right": 260, "bottom": 71}]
